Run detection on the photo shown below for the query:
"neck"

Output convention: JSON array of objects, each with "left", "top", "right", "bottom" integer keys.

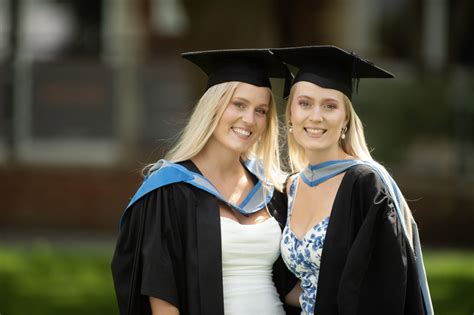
[
  {"left": 305, "top": 146, "right": 350, "bottom": 166},
  {"left": 192, "top": 141, "right": 244, "bottom": 179}
]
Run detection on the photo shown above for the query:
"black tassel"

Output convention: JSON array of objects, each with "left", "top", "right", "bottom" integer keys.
[{"left": 350, "top": 51, "right": 360, "bottom": 97}]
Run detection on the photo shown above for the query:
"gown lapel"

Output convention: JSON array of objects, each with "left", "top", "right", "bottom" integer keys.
[
  {"left": 180, "top": 160, "right": 225, "bottom": 315},
  {"left": 313, "top": 169, "right": 355, "bottom": 313}
]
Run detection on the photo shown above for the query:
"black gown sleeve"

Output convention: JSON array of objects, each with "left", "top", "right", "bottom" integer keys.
[
  {"left": 111, "top": 187, "right": 182, "bottom": 315},
  {"left": 337, "top": 170, "right": 424, "bottom": 315}
]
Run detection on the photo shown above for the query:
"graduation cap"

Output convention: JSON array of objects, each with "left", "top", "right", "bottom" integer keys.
[
  {"left": 182, "top": 48, "right": 292, "bottom": 97},
  {"left": 271, "top": 45, "right": 394, "bottom": 99}
]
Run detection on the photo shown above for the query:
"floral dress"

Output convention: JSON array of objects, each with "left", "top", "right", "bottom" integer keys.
[{"left": 280, "top": 176, "right": 329, "bottom": 315}]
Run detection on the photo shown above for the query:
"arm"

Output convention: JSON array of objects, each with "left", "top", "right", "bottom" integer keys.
[
  {"left": 337, "top": 170, "right": 423, "bottom": 315},
  {"left": 112, "top": 187, "right": 181, "bottom": 315},
  {"left": 149, "top": 297, "right": 179, "bottom": 315},
  {"left": 285, "top": 280, "right": 302, "bottom": 307}
]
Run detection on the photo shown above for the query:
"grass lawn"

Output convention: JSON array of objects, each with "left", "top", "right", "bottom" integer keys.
[
  {"left": 0, "top": 243, "right": 472, "bottom": 315},
  {"left": 422, "top": 250, "right": 474, "bottom": 315},
  {"left": 0, "top": 242, "right": 118, "bottom": 315}
]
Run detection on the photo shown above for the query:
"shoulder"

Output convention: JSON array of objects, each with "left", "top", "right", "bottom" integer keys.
[
  {"left": 344, "top": 163, "right": 394, "bottom": 209},
  {"left": 284, "top": 173, "right": 299, "bottom": 196},
  {"left": 130, "top": 159, "right": 203, "bottom": 209},
  {"left": 347, "top": 163, "right": 377, "bottom": 178},
  {"left": 127, "top": 181, "right": 197, "bottom": 215},
  {"left": 346, "top": 163, "right": 387, "bottom": 190},
  {"left": 145, "top": 159, "right": 201, "bottom": 196},
  {"left": 335, "top": 164, "right": 398, "bottom": 223}
]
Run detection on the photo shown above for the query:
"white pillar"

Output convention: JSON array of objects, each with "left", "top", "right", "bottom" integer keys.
[
  {"left": 102, "top": 0, "right": 146, "bottom": 162},
  {"left": 422, "top": 0, "right": 448, "bottom": 72},
  {"left": 13, "top": 0, "right": 34, "bottom": 162},
  {"left": 0, "top": 0, "right": 9, "bottom": 162},
  {"left": 337, "top": 0, "right": 379, "bottom": 55}
]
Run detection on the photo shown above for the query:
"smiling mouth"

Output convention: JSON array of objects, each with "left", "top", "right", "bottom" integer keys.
[
  {"left": 231, "top": 127, "right": 252, "bottom": 138},
  {"left": 304, "top": 127, "right": 326, "bottom": 137}
]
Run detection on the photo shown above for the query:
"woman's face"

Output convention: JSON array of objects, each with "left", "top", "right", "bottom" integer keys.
[
  {"left": 211, "top": 82, "right": 270, "bottom": 155},
  {"left": 289, "top": 81, "right": 347, "bottom": 158}
]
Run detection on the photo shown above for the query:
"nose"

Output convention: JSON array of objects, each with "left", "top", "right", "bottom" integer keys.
[
  {"left": 309, "top": 106, "right": 323, "bottom": 122},
  {"left": 241, "top": 108, "right": 256, "bottom": 125}
]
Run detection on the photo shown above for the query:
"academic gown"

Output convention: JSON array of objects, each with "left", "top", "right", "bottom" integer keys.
[
  {"left": 314, "top": 164, "right": 426, "bottom": 315},
  {"left": 111, "top": 160, "right": 299, "bottom": 315}
]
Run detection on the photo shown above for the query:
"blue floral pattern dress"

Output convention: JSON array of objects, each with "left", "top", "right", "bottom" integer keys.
[{"left": 280, "top": 176, "right": 330, "bottom": 315}]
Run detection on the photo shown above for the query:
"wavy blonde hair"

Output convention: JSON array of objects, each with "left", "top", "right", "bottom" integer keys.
[
  {"left": 146, "top": 81, "right": 283, "bottom": 190},
  {"left": 285, "top": 83, "right": 414, "bottom": 245}
]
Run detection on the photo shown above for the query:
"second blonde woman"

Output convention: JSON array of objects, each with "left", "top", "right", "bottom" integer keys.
[{"left": 273, "top": 45, "right": 432, "bottom": 315}]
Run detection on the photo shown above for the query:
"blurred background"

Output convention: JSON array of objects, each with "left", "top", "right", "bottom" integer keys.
[{"left": 0, "top": 0, "right": 472, "bottom": 314}]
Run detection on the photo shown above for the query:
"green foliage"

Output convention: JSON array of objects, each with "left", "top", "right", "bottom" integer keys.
[
  {"left": 0, "top": 244, "right": 473, "bottom": 315},
  {"left": 353, "top": 79, "right": 467, "bottom": 163}
]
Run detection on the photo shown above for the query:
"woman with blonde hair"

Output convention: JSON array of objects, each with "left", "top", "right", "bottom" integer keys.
[
  {"left": 111, "top": 49, "right": 297, "bottom": 315},
  {"left": 272, "top": 45, "right": 433, "bottom": 315}
]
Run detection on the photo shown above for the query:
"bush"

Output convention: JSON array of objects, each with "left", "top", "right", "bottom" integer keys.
[{"left": 0, "top": 242, "right": 118, "bottom": 315}]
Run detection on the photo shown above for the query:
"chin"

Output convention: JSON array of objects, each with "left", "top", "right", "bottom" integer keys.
[
  {"left": 303, "top": 144, "right": 334, "bottom": 154},
  {"left": 225, "top": 144, "right": 252, "bottom": 155},
  {"left": 300, "top": 141, "right": 325, "bottom": 151}
]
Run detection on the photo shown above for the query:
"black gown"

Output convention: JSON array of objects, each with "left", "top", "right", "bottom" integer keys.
[
  {"left": 313, "top": 164, "right": 426, "bottom": 315},
  {"left": 111, "top": 160, "right": 298, "bottom": 315}
]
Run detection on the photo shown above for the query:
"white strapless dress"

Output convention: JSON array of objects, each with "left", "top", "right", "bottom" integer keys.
[{"left": 220, "top": 216, "right": 285, "bottom": 315}]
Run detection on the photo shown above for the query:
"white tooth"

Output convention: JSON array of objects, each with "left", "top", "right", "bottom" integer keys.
[
  {"left": 233, "top": 127, "right": 251, "bottom": 136},
  {"left": 306, "top": 128, "right": 325, "bottom": 135}
]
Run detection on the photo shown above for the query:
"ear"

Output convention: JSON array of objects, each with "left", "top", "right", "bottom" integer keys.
[{"left": 343, "top": 105, "right": 350, "bottom": 126}]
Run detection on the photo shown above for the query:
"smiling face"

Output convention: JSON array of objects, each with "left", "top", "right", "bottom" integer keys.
[
  {"left": 209, "top": 82, "right": 271, "bottom": 156},
  {"left": 289, "top": 81, "right": 348, "bottom": 162}
]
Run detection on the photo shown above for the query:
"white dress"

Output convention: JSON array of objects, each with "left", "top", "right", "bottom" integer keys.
[{"left": 220, "top": 216, "right": 285, "bottom": 315}]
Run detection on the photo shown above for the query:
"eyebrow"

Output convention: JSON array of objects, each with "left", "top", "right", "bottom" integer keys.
[
  {"left": 232, "top": 97, "right": 250, "bottom": 103},
  {"left": 232, "top": 97, "right": 269, "bottom": 108},
  {"left": 296, "top": 95, "right": 314, "bottom": 100},
  {"left": 321, "top": 97, "right": 339, "bottom": 103},
  {"left": 297, "top": 95, "right": 339, "bottom": 103}
]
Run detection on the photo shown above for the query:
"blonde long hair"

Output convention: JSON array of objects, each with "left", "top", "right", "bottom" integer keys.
[
  {"left": 147, "top": 81, "right": 283, "bottom": 190},
  {"left": 285, "top": 84, "right": 414, "bottom": 245}
]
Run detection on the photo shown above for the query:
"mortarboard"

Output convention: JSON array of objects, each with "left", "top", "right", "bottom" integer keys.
[
  {"left": 182, "top": 48, "right": 292, "bottom": 97},
  {"left": 271, "top": 45, "right": 394, "bottom": 99}
]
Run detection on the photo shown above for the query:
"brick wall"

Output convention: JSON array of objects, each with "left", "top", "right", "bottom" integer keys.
[{"left": 0, "top": 166, "right": 142, "bottom": 233}]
